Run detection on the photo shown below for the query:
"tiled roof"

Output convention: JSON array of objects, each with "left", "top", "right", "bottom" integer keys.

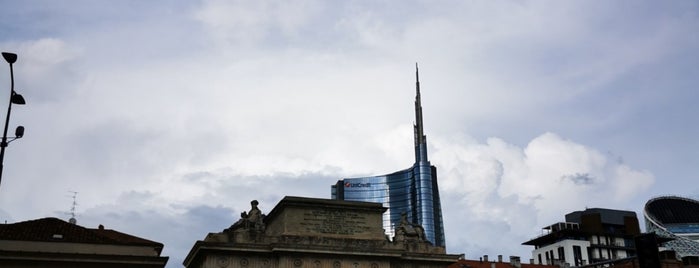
[{"left": 0, "top": 217, "right": 163, "bottom": 249}]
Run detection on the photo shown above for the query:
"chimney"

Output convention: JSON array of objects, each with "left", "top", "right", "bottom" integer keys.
[
  {"left": 530, "top": 259, "right": 534, "bottom": 264},
  {"left": 483, "top": 255, "right": 489, "bottom": 262},
  {"left": 498, "top": 255, "right": 503, "bottom": 262},
  {"left": 510, "top": 256, "right": 521, "bottom": 268}
]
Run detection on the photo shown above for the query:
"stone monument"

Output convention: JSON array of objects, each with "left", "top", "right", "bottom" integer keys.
[{"left": 184, "top": 196, "right": 460, "bottom": 268}]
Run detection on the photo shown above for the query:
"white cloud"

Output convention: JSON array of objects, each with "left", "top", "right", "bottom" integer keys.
[
  {"left": 610, "top": 164, "right": 654, "bottom": 202},
  {"left": 22, "top": 38, "right": 78, "bottom": 66},
  {"left": 193, "top": 0, "right": 323, "bottom": 49},
  {"left": 432, "top": 132, "right": 654, "bottom": 258},
  {"left": 0, "top": 38, "right": 84, "bottom": 103}
]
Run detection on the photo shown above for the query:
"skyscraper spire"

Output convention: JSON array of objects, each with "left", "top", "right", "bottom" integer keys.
[
  {"left": 416, "top": 62, "right": 420, "bottom": 83},
  {"left": 414, "top": 63, "right": 428, "bottom": 162}
]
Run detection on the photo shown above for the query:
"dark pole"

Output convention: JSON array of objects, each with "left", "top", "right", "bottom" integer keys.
[
  {"left": 0, "top": 55, "right": 14, "bottom": 188},
  {"left": 0, "top": 51, "right": 22, "bottom": 189}
]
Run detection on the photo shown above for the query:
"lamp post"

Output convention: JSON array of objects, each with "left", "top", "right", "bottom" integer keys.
[{"left": 0, "top": 52, "right": 26, "bottom": 189}]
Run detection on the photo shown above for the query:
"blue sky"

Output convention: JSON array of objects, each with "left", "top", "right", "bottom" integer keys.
[{"left": 1, "top": 1, "right": 698, "bottom": 266}]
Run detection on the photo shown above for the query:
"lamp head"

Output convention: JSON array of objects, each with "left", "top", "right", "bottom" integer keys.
[
  {"left": 2, "top": 52, "right": 17, "bottom": 64},
  {"left": 14, "top": 126, "right": 24, "bottom": 138},
  {"left": 11, "top": 93, "right": 25, "bottom": 105}
]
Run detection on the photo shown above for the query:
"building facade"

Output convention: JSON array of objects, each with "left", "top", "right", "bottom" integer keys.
[
  {"left": 449, "top": 255, "right": 558, "bottom": 268},
  {"left": 0, "top": 217, "right": 168, "bottom": 267},
  {"left": 522, "top": 208, "right": 641, "bottom": 267},
  {"left": 644, "top": 196, "right": 699, "bottom": 261},
  {"left": 331, "top": 65, "right": 445, "bottom": 248},
  {"left": 185, "top": 197, "right": 459, "bottom": 268}
]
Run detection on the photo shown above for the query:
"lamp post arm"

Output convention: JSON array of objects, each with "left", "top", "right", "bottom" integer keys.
[{"left": 0, "top": 62, "right": 15, "bottom": 188}]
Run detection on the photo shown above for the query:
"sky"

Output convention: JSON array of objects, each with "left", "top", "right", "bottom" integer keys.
[{"left": 0, "top": 0, "right": 698, "bottom": 266}]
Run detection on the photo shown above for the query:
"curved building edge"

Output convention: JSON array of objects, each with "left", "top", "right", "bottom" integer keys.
[{"left": 643, "top": 195, "right": 699, "bottom": 258}]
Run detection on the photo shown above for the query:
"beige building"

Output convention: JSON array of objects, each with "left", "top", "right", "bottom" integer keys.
[
  {"left": 0, "top": 217, "right": 168, "bottom": 267},
  {"left": 184, "top": 196, "right": 461, "bottom": 268}
]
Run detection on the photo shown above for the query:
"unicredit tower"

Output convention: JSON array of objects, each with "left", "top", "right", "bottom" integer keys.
[{"left": 331, "top": 64, "right": 446, "bottom": 248}]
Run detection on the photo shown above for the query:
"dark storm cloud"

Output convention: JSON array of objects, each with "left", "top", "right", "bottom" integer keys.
[{"left": 79, "top": 192, "right": 236, "bottom": 267}]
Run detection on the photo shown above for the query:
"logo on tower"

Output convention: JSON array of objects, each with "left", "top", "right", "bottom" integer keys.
[{"left": 345, "top": 182, "right": 371, "bottom": 188}]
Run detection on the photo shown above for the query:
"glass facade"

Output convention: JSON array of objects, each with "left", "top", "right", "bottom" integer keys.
[
  {"left": 331, "top": 65, "right": 446, "bottom": 247},
  {"left": 331, "top": 163, "right": 445, "bottom": 247},
  {"left": 644, "top": 196, "right": 699, "bottom": 258}
]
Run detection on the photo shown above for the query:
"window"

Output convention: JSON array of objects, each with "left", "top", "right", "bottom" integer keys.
[
  {"left": 573, "top": 246, "right": 583, "bottom": 266},
  {"left": 558, "top": 247, "right": 566, "bottom": 261},
  {"left": 550, "top": 250, "right": 554, "bottom": 263}
]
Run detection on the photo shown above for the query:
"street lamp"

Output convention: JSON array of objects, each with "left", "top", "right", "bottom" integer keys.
[{"left": 0, "top": 52, "right": 26, "bottom": 189}]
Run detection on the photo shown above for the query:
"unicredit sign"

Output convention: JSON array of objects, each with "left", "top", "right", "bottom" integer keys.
[{"left": 344, "top": 182, "right": 371, "bottom": 188}]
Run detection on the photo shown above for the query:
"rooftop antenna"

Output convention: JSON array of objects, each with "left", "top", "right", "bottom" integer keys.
[{"left": 68, "top": 191, "right": 78, "bottom": 224}]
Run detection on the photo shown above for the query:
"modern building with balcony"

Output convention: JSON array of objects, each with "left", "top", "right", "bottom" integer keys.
[
  {"left": 331, "top": 65, "right": 445, "bottom": 248},
  {"left": 522, "top": 208, "right": 641, "bottom": 267}
]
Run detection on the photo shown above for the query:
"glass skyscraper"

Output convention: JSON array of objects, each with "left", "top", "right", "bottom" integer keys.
[{"left": 331, "top": 65, "right": 446, "bottom": 247}]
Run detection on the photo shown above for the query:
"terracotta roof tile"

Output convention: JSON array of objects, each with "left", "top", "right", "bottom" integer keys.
[
  {"left": 92, "top": 228, "right": 161, "bottom": 246},
  {"left": 0, "top": 217, "right": 162, "bottom": 249}
]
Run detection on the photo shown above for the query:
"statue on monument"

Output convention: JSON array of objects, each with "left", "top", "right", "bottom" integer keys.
[
  {"left": 394, "top": 212, "right": 427, "bottom": 243},
  {"left": 226, "top": 200, "right": 265, "bottom": 232},
  {"left": 206, "top": 200, "right": 267, "bottom": 243},
  {"left": 245, "top": 200, "right": 264, "bottom": 231},
  {"left": 229, "top": 200, "right": 265, "bottom": 232}
]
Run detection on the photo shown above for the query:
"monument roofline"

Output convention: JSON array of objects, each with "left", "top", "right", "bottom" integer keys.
[{"left": 264, "top": 196, "right": 387, "bottom": 224}]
